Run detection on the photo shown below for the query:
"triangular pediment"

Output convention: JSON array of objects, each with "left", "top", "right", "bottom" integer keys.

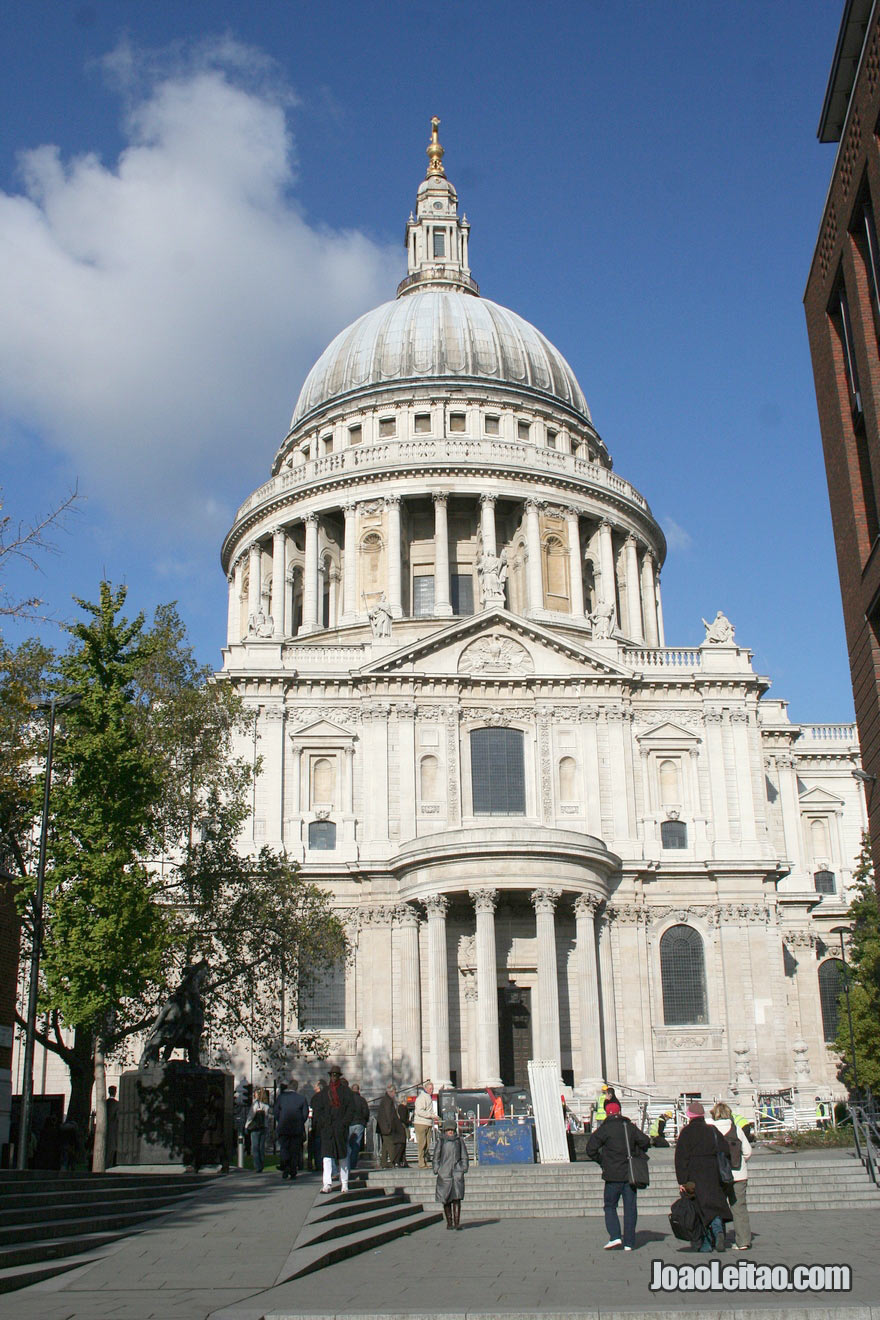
[
  {"left": 357, "top": 609, "right": 634, "bottom": 679},
  {"left": 798, "top": 784, "right": 844, "bottom": 809},
  {"left": 289, "top": 718, "right": 356, "bottom": 741},
  {"left": 636, "top": 720, "right": 702, "bottom": 747}
]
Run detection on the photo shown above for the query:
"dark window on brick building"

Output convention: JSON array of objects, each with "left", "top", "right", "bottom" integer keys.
[{"left": 830, "top": 279, "right": 864, "bottom": 422}]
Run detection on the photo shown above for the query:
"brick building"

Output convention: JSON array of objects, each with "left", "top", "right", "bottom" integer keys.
[{"left": 805, "top": 0, "right": 880, "bottom": 869}]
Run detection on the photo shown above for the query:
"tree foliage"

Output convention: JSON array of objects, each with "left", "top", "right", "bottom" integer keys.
[{"left": 833, "top": 834, "right": 880, "bottom": 1094}]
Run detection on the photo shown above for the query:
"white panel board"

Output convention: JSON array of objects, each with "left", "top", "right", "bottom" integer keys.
[{"left": 527, "top": 1058, "right": 569, "bottom": 1163}]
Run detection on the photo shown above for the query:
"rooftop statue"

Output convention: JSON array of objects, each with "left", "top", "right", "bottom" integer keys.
[{"left": 701, "top": 610, "right": 735, "bottom": 645}]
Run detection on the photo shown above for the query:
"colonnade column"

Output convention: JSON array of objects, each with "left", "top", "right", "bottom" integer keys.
[
  {"left": 395, "top": 905, "right": 423, "bottom": 1082},
  {"left": 598, "top": 906, "right": 618, "bottom": 1080},
  {"left": 471, "top": 888, "right": 502, "bottom": 1087},
  {"left": 598, "top": 520, "right": 616, "bottom": 625},
  {"left": 227, "top": 557, "right": 244, "bottom": 645},
  {"left": 574, "top": 894, "right": 604, "bottom": 1089},
  {"left": 641, "top": 550, "right": 659, "bottom": 647},
  {"left": 328, "top": 567, "right": 340, "bottom": 628},
  {"left": 386, "top": 496, "right": 403, "bottom": 618},
  {"left": 566, "top": 508, "right": 585, "bottom": 618},
  {"left": 271, "top": 526, "right": 286, "bottom": 640},
  {"left": 624, "top": 535, "right": 644, "bottom": 642},
  {"left": 301, "top": 513, "right": 319, "bottom": 634},
  {"left": 655, "top": 574, "right": 665, "bottom": 646},
  {"left": 525, "top": 499, "right": 544, "bottom": 612},
  {"left": 531, "top": 887, "right": 562, "bottom": 1070},
  {"left": 341, "top": 501, "right": 358, "bottom": 624},
  {"left": 424, "top": 894, "right": 452, "bottom": 1088},
  {"left": 480, "top": 494, "right": 497, "bottom": 557},
  {"left": 433, "top": 494, "right": 452, "bottom": 616},
  {"left": 247, "top": 542, "right": 262, "bottom": 623}
]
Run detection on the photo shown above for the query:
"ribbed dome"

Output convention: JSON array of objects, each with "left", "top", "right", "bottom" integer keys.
[{"left": 290, "top": 290, "right": 592, "bottom": 430}]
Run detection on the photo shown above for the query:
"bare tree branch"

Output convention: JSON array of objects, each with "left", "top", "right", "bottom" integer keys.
[{"left": 0, "top": 485, "right": 82, "bottom": 622}]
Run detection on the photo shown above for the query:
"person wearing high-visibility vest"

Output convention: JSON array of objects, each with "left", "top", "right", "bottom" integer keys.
[
  {"left": 594, "top": 1084, "right": 609, "bottom": 1126},
  {"left": 815, "top": 1097, "right": 830, "bottom": 1129}
]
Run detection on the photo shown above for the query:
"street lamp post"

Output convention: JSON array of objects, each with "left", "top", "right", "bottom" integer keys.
[
  {"left": 830, "top": 924, "right": 860, "bottom": 1100},
  {"left": 17, "top": 694, "right": 80, "bottom": 1170}
]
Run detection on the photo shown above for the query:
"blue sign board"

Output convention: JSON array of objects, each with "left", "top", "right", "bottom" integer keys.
[{"left": 475, "top": 1118, "right": 536, "bottom": 1164}]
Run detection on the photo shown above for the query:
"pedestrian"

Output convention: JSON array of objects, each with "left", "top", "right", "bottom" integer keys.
[
  {"left": 246, "top": 1087, "right": 271, "bottom": 1172},
  {"left": 59, "top": 1112, "right": 79, "bottom": 1172},
  {"left": 310, "top": 1065, "right": 356, "bottom": 1194},
  {"left": 593, "top": 1083, "right": 609, "bottom": 1128},
  {"left": 674, "top": 1101, "right": 732, "bottom": 1252},
  {"left": 585, "top": 1098, "right": 650, "bottom": 1251},
  {"left": 105, "top": 1085, "right": 119, "bottom": 1168},
  {"left": 396, "top": 1094, "right": 412, "bottom": 1166},
  {"left": 306, "top": 1079, "right": 325, "bottom": 1170},
  {"left": 274, "top": 1076, "right": 309, "bottom": 1179},
  {"left": 348, "top": 1081, "right": 370, "bottom": 1170},
  {"left": 413, "top": 1079, "right": 436, "bottom": 1168},
  {"left": 377, "top": 1084, "right": 406, "bottom": 1167},
  {"left": 649, "top": 1111, "right": 672, "bottom": 1148},
  {"left": 32, "top": 1113, "right": 62, "bottom": 1171},
  {"left": 708, "top": 1102, "right": 752, "bottom": 1250},
  {"left": 433, "top": 1117, "right": 468, "bottom": 1230},
  {"left": 487, "top": 1087, "right": 505, "bottom": 1122},
  {"left": 815, "top": 1097, "right": 830, "bottom": 1130}
]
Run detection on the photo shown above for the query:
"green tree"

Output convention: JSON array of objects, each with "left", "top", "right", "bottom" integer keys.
[{"left": 833, "top": 835, "right": 880, "bottom": 1094}]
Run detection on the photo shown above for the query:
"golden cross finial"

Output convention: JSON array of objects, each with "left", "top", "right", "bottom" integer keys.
[{"left": 426, "top": 116, "right": 445, "bottom": 177}]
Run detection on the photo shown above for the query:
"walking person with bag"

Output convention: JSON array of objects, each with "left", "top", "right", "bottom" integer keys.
[
  {"left": 245, "top": 1087, "right": 270, "bottom": 1172},
  {"left": 674, "top": 1101, "right": 733, "bottom": 1252},
  {"left": 585, "top": 1098, "right": 650, "bottom": 1251},
  {"left": 708, "top": 1102, "right": 752, "bottom": 1250}
]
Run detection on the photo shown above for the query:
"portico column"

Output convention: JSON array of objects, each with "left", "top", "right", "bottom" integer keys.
[
  {"left": 641, "top": 550, "right": 659, "bottom": 647},
  {"left": 566, "top": 508, "right": 585, "bottom": 618},
  {"left": 624, "top": 535, "right": 644, "bottom": 642},
  {"left": 433, "top": 494, "right": 452, "bottom": 616},
  {"left": 598, "top": 520, "right": 617, "bottom": 624},
  {"left": 395, "top": 905, "right": 423, "bottom": 1082},
  {"left": 344, "top": 744, "right": 355, "bottom": 813},
  {"left": 271, "top": 526, "right": 286, "bottom": 640},
  {"left": 574, "top": 894, "right": 604, "bottom": 1089},
  {"left": 531, "top": 887, "right": 562, "bottom": 1071},
  {"left": 341, "top": 501, "right": 358, "bottom": 624},
  {"left": 227, "top": 557, "right": 244, "bottom": 644},
  {"left": 301, "top": 514, "right": 319, "bottom": 634},
  {"left": 424, "top": 894, "right": 452, "bottom": 1088},
  {"left": 598, "top": 907, "right": 619, "bottom": 1080},
  {"left": 471, "top": 889, "right": 502, "bottom": 1086},
  {"left": 247, "top": 542, "right": 262, "bottom": 622},
  {"left": 525, "top": 499, "right": 544, "bottom": 611},
  {"left": 386, "top": 496, "right": 403, "bottom": 618},
  {"left": 328, "top": 566, "right": 340, "bottom": 628},
  {"left": 480, "top": 493, "right": 497, "bottom": 558},
  {"left": 655, "top": 574, "right": 665, "bottom": 646}
]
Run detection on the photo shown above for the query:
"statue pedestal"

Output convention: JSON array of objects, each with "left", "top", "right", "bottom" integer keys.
[{"left": 117, "top": 1063, "right": 233, "bottom": 1170}]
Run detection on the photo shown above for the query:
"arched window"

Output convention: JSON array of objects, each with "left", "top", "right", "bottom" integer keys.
[
  {"left": 814, "top": 869, "right": 836, "bottom": 894},
  {"left": 819, "top": 958, "right": 844, "bottom": 1042},
  {"left": 660, "top": 925, "right": 707, "bottom": 1025},
  {"left": 471, "top": 727, "right": 526, "bottom": 816},
  {"left": 543, "top": 535, "right": 569, "bottom": 604},
  {"left": 659, "top": 759, "right": 681, "bottom": 806},
  {"left": 558, "top": 756, "right": 577, "bottom": 802},
  {"left": 360, "top": 533, "right": 383, "bottom": 597},
  {"left": 810, "top": 817, "right": 830, "bottom": 861},
  {"left": 420, "top": 754, "right": 440, "bottom": 803},
  {"left": 312, "top": 757, "right": 335, "bottom": 806},
  {"left": 308, "top": 820, "right": 337, "bottom": 851},
  {"left": 661, "top": 819, "right": 688, "bottom": 849}
]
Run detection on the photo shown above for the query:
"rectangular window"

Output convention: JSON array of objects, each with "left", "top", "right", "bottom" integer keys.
[
  {"left": 471, "top": 727, "right": 526, "bottom": 815},
  {"left": 814, "top": 869, "right": 836, "bottom": 894},
  {"left": 451, "top": 572, "right": 474, "bottom": 616},
  {"left": 546, "top": 429, "right": 557, "bottom": 450},
  {"left": 298, "top": 959, "right": 345, "bottom": 1028},
  {"left": 485, "top": 415, "right": 500, "bottom": 436},
  {"left": 348, "top": 424, "right": 362, "bottom": 445},
  {"left": 322, "top": 434, "right": 333, "bottom": 455},
  {"left": 855, "top": 186, "right": 880, "bottom": 350},
  {"left": 413, "top": 574, "right": 435, "bottom": 616},
  {"left": 830, "top": 276, "right": 879, "bottom": 544},
  {"left": 378, "top": 417, "right": 396, "bottom": 438},
  {"left": 831, "top": 279, "right": 863, "bottom": 422},
  {"left": 433, "top": 228, "right": 446, "bottom": 258},
  {"left": 517, "top": 419, "right": 531, "bottom": 441},
  {"left": 414, "top": 413, "right": 431, "bottom": 434},
  {"left": 449, "top": 412, "right": 466, "bottom": 433}
]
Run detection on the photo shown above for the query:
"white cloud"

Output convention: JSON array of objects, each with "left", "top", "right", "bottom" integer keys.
[
  {"left": 0, "top": 40, "right": 401, "bottom": 539},
  {"left": 661, "top": 516, "right": 693, "bottom": 552}
]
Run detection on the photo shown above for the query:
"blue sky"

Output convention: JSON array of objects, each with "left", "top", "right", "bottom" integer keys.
[{"left": 0, "top": 1, "right": 854, "bottom": 722}]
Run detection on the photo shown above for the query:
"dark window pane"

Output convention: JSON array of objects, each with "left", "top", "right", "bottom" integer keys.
[
  {"left": 661, "top": 820, "right": 688, "bottom": 849},
  {"left": 433, "top": 229, "right": 446, "bottom": 257},
  {"left": 660, "top": 925, "right": 707, "bottom": 1025},
  {"left": 308, "top": 820, "right": 336, "bottom": 850},
  {"left": 471, "top": 727, "right": 526, "bottom": 816},
  {"left": 818, "top": 958, "right": 844, "bottom": 1042},
  {"left": 413, "top": 575, "right": 435, "bottom": 616},
  {"left": 298, "top": 958, "right": 345, "bottom": 1028},
  {"left": 451, "top": 573, "right": 474, "bottom": 616},
  {"left": 814, "top": 869, "right": 836, "bottom": 894}
]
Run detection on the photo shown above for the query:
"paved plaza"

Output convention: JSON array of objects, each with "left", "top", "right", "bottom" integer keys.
[{"left": 1, "top": 1167, "right": 878, "bottom": 1320}]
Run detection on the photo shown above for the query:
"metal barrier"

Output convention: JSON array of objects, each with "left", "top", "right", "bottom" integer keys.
[{"left": 851, "top": 1104, "right": 880, "bottom": 1187}]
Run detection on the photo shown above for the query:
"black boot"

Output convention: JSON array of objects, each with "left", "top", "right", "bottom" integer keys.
[
  {"left": 443, "top": 1203, "right": 454, "bottom": 1230},
  {"left": 452, "top": 1200, "right": 461, "bottom": 1230}
]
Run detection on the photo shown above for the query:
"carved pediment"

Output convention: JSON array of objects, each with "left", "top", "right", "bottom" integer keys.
[
  {"left": 798, "top": 785, "right": 844, "bottom": 809},
  {"left": 289, "top": 717, "right": 356, "bottom": 743},
  {"left": 635, "top": 720, "right": 702, "bottom": 748}
]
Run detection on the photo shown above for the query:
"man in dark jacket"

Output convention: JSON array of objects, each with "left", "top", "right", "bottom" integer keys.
[
  {"left": 348, "top": 1082, "right": 371, "bottom": 1170},
  {"left": 674, "top": 1101, "right": 732, "bottom": 1251},
  {"left": 585, "top": 1099, "right": 650, "bottom": 1250},
  {"left": 376, "top": 1084, "right": 406, "bottom": 1168},
  {"left": 274, "top": 1077, "right": 309, "bottom": 1180},
  {"left": 311, "top": 1066, "right": 357, "bottom": 1193}
]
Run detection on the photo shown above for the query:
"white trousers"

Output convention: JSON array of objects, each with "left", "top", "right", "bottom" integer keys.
[{"left": 322, "top": 1154, "right": 349, "bottom": 1191}]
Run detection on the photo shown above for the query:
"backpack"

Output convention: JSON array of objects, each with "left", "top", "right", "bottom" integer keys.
[
  {"left": 726, "top": 1124, "right": 743, "bottom": 1171},
  {"left": 669, "top": 1193, "right": 701, "bottom": 1243}
]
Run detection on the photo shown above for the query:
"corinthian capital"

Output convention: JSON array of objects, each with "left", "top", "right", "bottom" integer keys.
[
  {"left": 574, "top": 893, "right": 602, "bottom": 920},
  {"left": 531, "top": 886, "right": 562, "bottom": 913},
  {"left": 423, "top": 893, "right": 449, "bottom": 919},
  {"left": 471, "top": 887, "right": 499, "bottom": 914}
]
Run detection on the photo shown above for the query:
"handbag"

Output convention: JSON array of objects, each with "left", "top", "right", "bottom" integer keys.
[
  {"left": 712, "top": 1127, "right": 733, "bottom": 1184},
  {"left": 623, "top": 1119, "right": 650, "bottom": 1189}
]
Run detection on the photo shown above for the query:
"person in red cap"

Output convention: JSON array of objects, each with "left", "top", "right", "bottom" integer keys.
[{"left": 585, "top": 1099, "right": 650, "bottom": 1250}]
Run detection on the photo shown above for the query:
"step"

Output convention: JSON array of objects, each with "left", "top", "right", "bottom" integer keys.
[
  {"left": 278, "top": 1209, "right": 444, "bottom": 1281},
  {"left": 298, "top": 1201, "right": 424, "bottom": 1247},
  {"left": 310, "top": 1192, "right": 409, "bottom": 1222},
  {"left": 0, "top": 1207, "right": 170, "bottom": 1248},
  {"left": 0, "top": 1184, "right": 198, "bottom": 1212},
  {"left": 0, "top": 1230, "right": 128, "bottom": 1272},
  {"left": 0, "top": 1254, "right": 104, "bottom": 1295},
  {"left": 0, "top": 1192, "right": 194, "bottom": 1229}
]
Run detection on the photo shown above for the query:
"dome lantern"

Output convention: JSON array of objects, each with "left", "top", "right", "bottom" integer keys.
[{"left": 398, "top": 118, "right": 479, "bottom": 298}]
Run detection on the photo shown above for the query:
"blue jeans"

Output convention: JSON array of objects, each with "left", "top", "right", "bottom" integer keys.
[
  {"left": 604, "top": 1181, "right": 637, "bottom": 1248},
  {"left": 700, "top": 1214, "right": 724, "bottom": 1251},
  {"left": 348, "top": 1124, "right": 365, "bottom": 1169},
  {"left": 250, "top": 1128, "right": 266, "bottom": 1172}
]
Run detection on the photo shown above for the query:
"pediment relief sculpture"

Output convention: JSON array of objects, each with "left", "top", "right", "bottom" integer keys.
[{"left": 458, "top": 634, "right": 534, "bottom": 675}]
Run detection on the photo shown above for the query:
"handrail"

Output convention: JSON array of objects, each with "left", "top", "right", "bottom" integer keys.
[{"left": 850, "top": 1104, "right": 880, "bottom": 1187}]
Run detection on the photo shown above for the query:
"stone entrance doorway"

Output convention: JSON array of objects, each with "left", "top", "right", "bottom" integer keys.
[{"left": 498, "top": 986, "right": 532, "bottom": 1087}]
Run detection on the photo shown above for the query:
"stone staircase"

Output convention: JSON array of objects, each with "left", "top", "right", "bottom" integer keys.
[
  {"left": 0, "top": 1170, "right": 207, "bottom": 1293},
  {"left": 364, "top": 1147, "right": 880, "bottom": 1217}
]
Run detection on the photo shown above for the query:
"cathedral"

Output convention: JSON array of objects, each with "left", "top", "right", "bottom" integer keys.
[{"left": 219, "top": 121, "right": 865, "bottom": 1106}]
